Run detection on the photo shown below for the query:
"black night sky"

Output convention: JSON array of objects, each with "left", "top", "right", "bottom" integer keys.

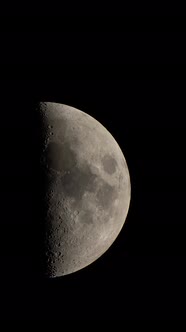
[{"left": 0, "top": 16, "right": 186, "bottom": 320}]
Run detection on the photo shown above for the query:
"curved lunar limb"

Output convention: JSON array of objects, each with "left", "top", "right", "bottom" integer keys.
[{"left": 38, "top": 102, "right": 131, "bottom": 277}]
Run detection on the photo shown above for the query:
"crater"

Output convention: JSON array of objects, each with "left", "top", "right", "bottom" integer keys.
[
  {"left": 48, "top": 117, "right": 68, "bottom": 140},
  {"left": 102, "top": 154, "right": 117, "bottom": 174}
]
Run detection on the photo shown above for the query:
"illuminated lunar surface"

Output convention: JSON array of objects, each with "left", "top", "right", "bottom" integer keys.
[{"left": 38, "top": 102, "right": 131, "bottom": 277}]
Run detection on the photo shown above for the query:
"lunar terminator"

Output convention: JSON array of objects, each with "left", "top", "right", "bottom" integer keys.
[{"left": 38, "top": 102, "right": 131, "bottom": 277}]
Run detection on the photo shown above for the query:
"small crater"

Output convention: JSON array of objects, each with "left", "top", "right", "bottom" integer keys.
[
  {"left": 58, "top": 252, "right": 64, "bottom": 258},
  {"left": 74, "top": 210, "right": 79, "bottom": 217},
  {"left": 48, "top": 125, "right": 53, "bottom": 129}
]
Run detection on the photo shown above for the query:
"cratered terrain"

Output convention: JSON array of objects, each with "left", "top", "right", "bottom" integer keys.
[{"left": 38, "top": 102, "right": 131, "bottom": 277}]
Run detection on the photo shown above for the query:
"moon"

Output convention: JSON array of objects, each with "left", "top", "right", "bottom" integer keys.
[{"left": 38, "top": 102, "right": 131, "bottom": 277}]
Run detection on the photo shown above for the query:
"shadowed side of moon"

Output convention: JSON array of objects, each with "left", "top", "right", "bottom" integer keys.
[{"left": 38, "top": 102, "right": 131, "bottom": 277}]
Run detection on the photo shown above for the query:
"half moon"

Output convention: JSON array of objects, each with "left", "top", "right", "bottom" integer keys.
[{"left": 38, "top": 102, "right": 131, "bottom": 277}]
